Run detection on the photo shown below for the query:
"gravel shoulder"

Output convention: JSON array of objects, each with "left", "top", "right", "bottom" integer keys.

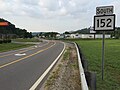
[{"left": 40, "top": 43, "right": 81, "bottom": 90}]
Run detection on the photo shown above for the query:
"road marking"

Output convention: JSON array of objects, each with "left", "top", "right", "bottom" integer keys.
[
  {"left": 29, "top": 42, "right": 65, "bottom": 90},
  {"left": 0, "top": 42, "right": 56, "bottom": 69},
  {"left": 34, "top": 46, "right": 37, "bottom": 48},
  {"left": 15, "top": 53, "right": 26, "bottom": 56},
  {"left": 0, "top": 42, "right": 49, "bottom": 58}
]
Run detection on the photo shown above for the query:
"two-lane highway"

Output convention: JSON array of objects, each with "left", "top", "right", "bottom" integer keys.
[{"left": 0, "top": 40, "right": 65, "bottom": 90}]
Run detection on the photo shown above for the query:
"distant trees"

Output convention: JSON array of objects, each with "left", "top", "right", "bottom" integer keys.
[
  {"left": 42, "top": 32, "right": 59, "bottom": 39},
  {"left": 64, "top": 31, "right": 70, "bottom": 34},
  {"left": 0, "top": 18, "right": 32, "bottom": 39},
  {"left": 111, "top": 27, "right": 120, "bottom": 39}
]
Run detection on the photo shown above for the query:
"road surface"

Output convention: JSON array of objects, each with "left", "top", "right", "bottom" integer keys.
[{"left": 0, "top": 40, "right": 65, "bottom": 90}]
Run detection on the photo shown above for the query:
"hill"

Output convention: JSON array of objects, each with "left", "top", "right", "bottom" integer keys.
[{"left": 0, "top": 18, "right": 32, "bottom": 39}]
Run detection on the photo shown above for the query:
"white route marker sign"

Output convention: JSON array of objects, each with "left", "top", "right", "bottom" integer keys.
[
  {"left": 94, "top": 6, "right": 115, "bottom": 31},
  {"left": 94, "top": 14, "right": 115, "bottom": 31},
  {"left": 93, "top": 5, "right": 116, "bottom": 80}
]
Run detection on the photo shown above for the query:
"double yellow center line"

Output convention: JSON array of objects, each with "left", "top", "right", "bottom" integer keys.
[{"left": 0, "top": 42, "right": 56, "bottom": 69}]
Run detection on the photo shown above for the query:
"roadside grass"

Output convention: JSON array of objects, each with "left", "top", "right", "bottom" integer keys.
[
  {"left": 12, "top": 38, "right": 41, "bottom": 42},
  {"left": 45, "top": 65, "right": 61, "bottom": 88},
  {"left": 72, "top": 39, "right": 120, "bottom": 90},
  {"left": 0, "top": 43, "right": 33, "bottom": 52},
  {"left": 62, "top": 47, "right": 70, "bottom": 61},
  {"left": 45, "top": 44, "right": 81, "bottom": 90},
  {"left": 45, "top": 48, "right": 70, "bottom": 88}
]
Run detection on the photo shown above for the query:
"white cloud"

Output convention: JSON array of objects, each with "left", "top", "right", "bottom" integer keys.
[
  {"left": 110, "top": 0, "right": 120, "bottom": 26},
  {"left": 0, "top": 0, "right": 119, "bottom": 32},
  {"left": 0, "top": 0, "right": 88, "bottom": 18},
  {"left": 0, "top": 0, "right": 100, "bottom": 18},
  {"left": 39, "top": 0, "right": 60, "bottom": 11},
  {"left": 59, "top": 7, "right": 68, "bottom": 16}
]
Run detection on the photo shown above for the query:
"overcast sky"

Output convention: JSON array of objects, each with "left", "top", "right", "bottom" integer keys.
[{"left": 0, "top": 0, "right": 120, "bottom": 33}]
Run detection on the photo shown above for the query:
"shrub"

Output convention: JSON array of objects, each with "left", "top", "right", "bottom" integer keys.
[
  {"left": 0, "top": 39, "right": 11, "bottom": 44},
  {"left": 0, "top": 40, "right": 3, "bottom": 44}
]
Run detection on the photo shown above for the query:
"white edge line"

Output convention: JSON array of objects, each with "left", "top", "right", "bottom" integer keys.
[
  {"left": 29, "top": 42, "right": 66, "bottom": 90},
  {"left": 74, "top": 42, "right": 89, "bottom": 90}
]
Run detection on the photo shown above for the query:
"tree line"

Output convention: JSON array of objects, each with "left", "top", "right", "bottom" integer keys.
[{"left": 0, "top": 18, "right": 32, "bottom": 39}]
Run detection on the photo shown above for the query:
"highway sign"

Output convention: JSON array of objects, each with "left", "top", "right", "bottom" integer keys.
[
  {"left": 94, "top": 5, "right": 116, "bottom": 80},
  {"left": 96, "top": 6, "right": 113, "bottom": 15},
  {"left": 94, "top": 14, "right": 115, "bottom": 31},
  {"left": 0, "top": 22, "right": 9, "bottom": 26}
]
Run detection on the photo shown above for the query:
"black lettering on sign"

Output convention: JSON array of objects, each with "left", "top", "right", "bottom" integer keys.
[
  {"left": 96, "top": 18, "right": 112, "bottom": 28},
  {"left": 107, "top": 18, "right": 112, "bottom": 27}
]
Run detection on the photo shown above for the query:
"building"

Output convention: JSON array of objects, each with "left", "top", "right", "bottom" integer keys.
[{"left": 56, "top": 33, "right": 111, "bottom": 39}]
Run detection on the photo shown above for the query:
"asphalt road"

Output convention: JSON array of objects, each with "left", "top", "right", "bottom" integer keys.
[{"left": 0, "top": 40, "right": 64, "bottom": 90}]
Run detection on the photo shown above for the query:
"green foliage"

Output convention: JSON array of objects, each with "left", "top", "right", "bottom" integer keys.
[
  {"left": 62, "top": 47, "right": 70, "bottom": 61},
  {"left": 76, "top": 28, "right": 90, "bottom": 34},
  {"left": 43, "top": 32, "right": 59, "bottom": 38},
  {"left": 64, "top": 31, "right": 70, "bottom": 34},
  {"left": 0, "top": 39, "right": 11, "bottom": 44},
  {"left": 0, "top": 18, "right": 32, "bottom": 39},
  {"left": 0, "top": 43, "right": 33, "bottom": 52},
  {"left": 12, "top": 38, "right": 40, "bottom": 42},
  {"left": 75, "top": 39, "right": 120, "bottom": 90}
]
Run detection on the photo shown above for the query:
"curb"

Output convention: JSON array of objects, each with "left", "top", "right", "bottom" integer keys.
[{"left": 74, "top": 42, "right": 89, "bottom": 90}]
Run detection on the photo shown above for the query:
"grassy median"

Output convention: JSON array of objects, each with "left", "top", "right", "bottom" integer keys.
[
  {"left": 0, "top": 43, "right": 33, "bottom": 52},
  {"left": 74, "top": 39, "right": 120, "bottom": 90},
  {"left": 12, "top": 38, "right": 41, "bottom": 42},
  {"left": 0, "top": 38, "right": 40, "bottom": 52}
]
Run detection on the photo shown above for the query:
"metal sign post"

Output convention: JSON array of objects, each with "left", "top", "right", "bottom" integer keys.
[
  {"left": 94, "top": 6, "right": 115, "bottom": 80},
  {"left": 102, "top": 31, "right": 105, "bottom": 80}
]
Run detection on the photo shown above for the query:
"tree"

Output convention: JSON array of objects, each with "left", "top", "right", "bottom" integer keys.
[
  {"left": 0, "top": 18, "right": 32, "bottom": 39},
  {"left": 64, "top": 31, "right": 70, "bottom": 34}
]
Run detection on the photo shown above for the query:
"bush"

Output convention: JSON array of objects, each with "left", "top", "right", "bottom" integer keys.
[
  {"left": 3, "top": 40, "right": 7, "bottom": 43},
  {"left": 7, "top": 40, "right": 11, "bottom": 43},
  {"left": 0, "top": 39, "right": 11, "bottom": 44},
  {"left": 0, "top": 40, "right": 3, "bottom": 44}
]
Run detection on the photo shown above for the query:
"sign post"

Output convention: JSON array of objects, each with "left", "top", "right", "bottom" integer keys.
[
  {"left": 102, "top": 31, "right": 105, "bottom": 80},
  {"left": 94, "top": 6, "right": 115, "bottom": 80}
]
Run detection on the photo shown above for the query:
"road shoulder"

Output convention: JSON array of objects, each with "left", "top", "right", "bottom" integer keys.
[{"left": 40, "top": 43, "right": 81, "bottom": 90}]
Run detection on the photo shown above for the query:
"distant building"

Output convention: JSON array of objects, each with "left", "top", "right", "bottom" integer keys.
[
  {"left": 56, "top": 33, "right": 111, "bottom": 39},
  {"left": 56, "top": 34, "right": 65, "bottom": 39},
  {"left": 70, "top": 33, "right": 81, "bottom": 38},
  {"left": 79, "top": 34, "right": 111, "bottom": 39}
]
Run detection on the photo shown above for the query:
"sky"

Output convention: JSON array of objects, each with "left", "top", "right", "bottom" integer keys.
[{"left": 0, "top": 0, "right": 120, "bottom": 33}]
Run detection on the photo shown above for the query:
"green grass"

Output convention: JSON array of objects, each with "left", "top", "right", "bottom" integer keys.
[
  {"left": 71, "top": 39, "right": 120, "bottom": 90},
  {"left": 12, "top": 38, "right": 41, "bottom": 42},
  {"left": 62, "top": 47, "right": 70, "bottom": 61},
  {"left": 0, "top": 43, "right": 33, "bottom": 52}
]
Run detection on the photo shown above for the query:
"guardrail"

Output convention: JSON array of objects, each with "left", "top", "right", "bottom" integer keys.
[{"left": 74, "top": 42, "right": 89, "bottom": 90}]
